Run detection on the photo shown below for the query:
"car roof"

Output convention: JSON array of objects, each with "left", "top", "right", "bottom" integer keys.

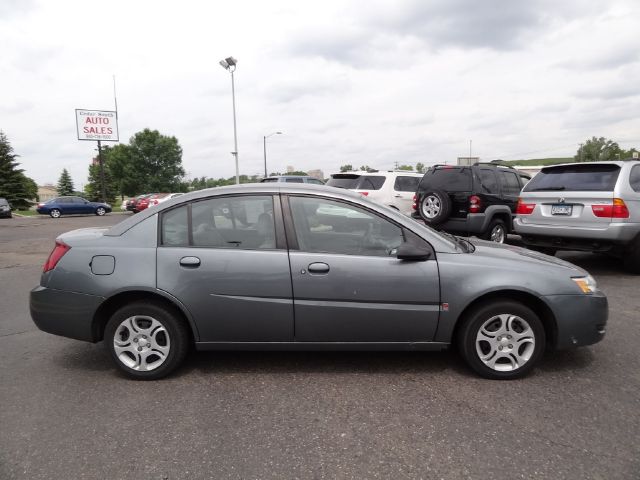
[{"left": 540, "top": 160, "right": 639, "bottom": 170}]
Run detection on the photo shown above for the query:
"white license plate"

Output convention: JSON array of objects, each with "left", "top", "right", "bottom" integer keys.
[{"left": 551, "top": 204, "right": 572, "bottom": 215}]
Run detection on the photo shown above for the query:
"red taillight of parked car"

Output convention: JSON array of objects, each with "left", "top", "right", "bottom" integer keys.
[
  {"left": 412, "top": 194, "right": 417, "bottom": 210},
  {"left": 469, "top": 195, "right": 482, "bottom": 213},
  {"left": 516, "top": 198, "right": 536, "bottom": 215},
  {"left": 43, "top": 241, "right": 70, "bottom": 273},
  {"left": 592, "top": 198, "right": 629, "bottom": 218}
]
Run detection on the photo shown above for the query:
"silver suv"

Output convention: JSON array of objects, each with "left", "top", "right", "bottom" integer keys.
[{"left": 514, "top": 160, "right": 640, "bottom": 272}]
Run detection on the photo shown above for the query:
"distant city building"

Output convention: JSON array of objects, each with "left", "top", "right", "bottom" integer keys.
[
  {"left": 457, "top": 156, "right": 480, "bottom": 166},
  {"left": 38, "top": 185, "right": 57, "bottom": 202},
  {"left": 307, "top": 169, "right": 324, "bottom": 180},
  {"left": 286, "top": 165, "right": 295, "bottom": 173}
]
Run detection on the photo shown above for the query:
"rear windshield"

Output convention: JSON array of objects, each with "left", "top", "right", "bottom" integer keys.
[
  {"left": 523, "top": 164, "right": 621, "bottom": 192},
  {"left": 419, "top": 167, "right": 472, "bottom": 192},
  {"left": 327, "top": 175, "right": 386, "bottom": 190}
]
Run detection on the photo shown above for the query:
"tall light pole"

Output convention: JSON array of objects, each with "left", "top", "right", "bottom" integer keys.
[
  {"left": 263, "top": 131, "right": 282, "bottom": 177},
  {"left": 219, "top": 56, "right": 239, "bottom": 184}
]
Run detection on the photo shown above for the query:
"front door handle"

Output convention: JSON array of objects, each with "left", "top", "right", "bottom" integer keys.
[
  {"left": 179, "top": 256, "right": 201, "bottom": 267},
  {"left": 307, "top": 262, "right": 330, "bottom": 274}
]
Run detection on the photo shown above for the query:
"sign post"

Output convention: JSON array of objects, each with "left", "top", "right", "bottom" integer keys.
[{"left": 75, "top": 109, "right": 119, "bottom": 203}]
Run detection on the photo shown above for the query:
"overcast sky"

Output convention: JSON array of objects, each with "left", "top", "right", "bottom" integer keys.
[{"left": 1, "top": 0, "right": 639, "bottom": 188}]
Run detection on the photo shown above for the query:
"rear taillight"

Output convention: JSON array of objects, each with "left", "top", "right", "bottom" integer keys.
[
  {"left": 592, "top": 198, "right": 629, "bottom": 218},
  {"left": 516, "top": 198, "right": 536, "bottom": 215},
  {"left": 469, "top": 195, "right": 482, "bottom": 213},
  {"left": 360, "top": 191, "right": 369, "bottom": 196},
  {"left": 153, "top": 199, "right": 159, "bottom": 205},
  {"left": 43, "top": 241, "right": 70, "bottom": 273},
  {"left": 412, "top": 194, "right": 417, "bottom": 210}
]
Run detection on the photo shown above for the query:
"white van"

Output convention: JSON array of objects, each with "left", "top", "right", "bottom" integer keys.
[{"left": 327, "top": 171, "right": 423, "bottom": 215}]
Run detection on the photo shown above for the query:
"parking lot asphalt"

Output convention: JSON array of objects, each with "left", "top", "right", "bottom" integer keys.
[{"left": 0, "top": 214, "right": 639, "bottom": 479}]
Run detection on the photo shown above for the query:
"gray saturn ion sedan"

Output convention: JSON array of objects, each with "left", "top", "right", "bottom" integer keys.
[{"left": 30, "top": 184, "right": 607, "bottom": 380}]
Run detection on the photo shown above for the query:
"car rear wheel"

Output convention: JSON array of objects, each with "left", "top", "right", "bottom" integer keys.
[
  {"left": 419, "top": 189, "right": 452, "bottom": 225},
  {"left": 457, "top": 300, "right": 545, "bottom": 379},
  {"left": 95, "top": 207, "right": 106, "bottom": 216},
  {"left": 50, "top": 209, "right": 61, "bottom": 218},
  {"left": 481, "top": 218, "right": 507, "bottom": 243},
  {"left": 104, "top": 302, "right": 190, "bottom": 380}
]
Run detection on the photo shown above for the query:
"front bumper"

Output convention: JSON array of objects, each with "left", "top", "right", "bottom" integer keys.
[
  {"left": 30, "top": 286, "right": 104, "bottom": 342},
  {"left": 544, "top": 292, "right": 608, "bottom": 350}
]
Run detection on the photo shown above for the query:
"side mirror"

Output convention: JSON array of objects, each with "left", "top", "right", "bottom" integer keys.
[{"left": 395, "top": 242, "right": 432, "bottom": 261}]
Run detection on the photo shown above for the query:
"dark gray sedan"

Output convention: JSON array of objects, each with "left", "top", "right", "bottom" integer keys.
[{"left": 30, "top": 184, "right": 607, "bottom": 380}]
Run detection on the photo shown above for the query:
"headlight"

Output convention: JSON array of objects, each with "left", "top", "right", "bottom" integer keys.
[{"left": 572, "top": 275, "right": 597, "bottom": 294}]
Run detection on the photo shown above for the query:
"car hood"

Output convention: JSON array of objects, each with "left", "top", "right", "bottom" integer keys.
[{"left": 468, "top": 238, "right": 588, "bottom": 276}]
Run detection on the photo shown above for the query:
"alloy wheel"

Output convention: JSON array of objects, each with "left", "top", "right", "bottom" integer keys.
[
  {"left": 113, "top": 315, "right": 171, "bottom": 371},
  {"left": 475, "top": 314, "right": 535, "bottom": 372},
  {"left": 421, "top": 195, "right": 441, "bottom": 219},
  {"left": 490, "top": 224, "right": 506, "bottom": 243}
]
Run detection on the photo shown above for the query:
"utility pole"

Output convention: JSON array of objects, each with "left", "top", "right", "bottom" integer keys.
[
  {"left": 97, "top": 140, "right": 107, "bottom": 202},
  {"left": 579, "top": 143, "right": 583, "bottom": 162}
]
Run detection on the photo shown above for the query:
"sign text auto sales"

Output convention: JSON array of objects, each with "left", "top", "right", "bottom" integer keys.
[{"left": 75, "top": 109, "right": 119, "bottom": 141}]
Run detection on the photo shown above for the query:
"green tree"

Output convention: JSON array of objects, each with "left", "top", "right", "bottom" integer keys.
[
  {"left": 128, "top": 129, "right": 185, "bottom": 192},
  {"left": 56, "top": 168, "right": 75, "bottom": 196},
  {"left": 575, "top": 137, "right": 622, "bottom": 162},
  {"left": 415, "top": 162, "right": 426, "bottom": 173},
  {"left": 397, "top": 164, "right": 413, "bottom": 171},
  {"left": 339, "top": 164, "right": 354, "bottom": 172},
  {"left": 85, "top": 163, "right": 116, "bottom": 204},
  {"left": 359, "top": 165, "right": 378, "bottom": 173},
  {"left": 0, "top": 131, "right": 38, "bottom": 209}
]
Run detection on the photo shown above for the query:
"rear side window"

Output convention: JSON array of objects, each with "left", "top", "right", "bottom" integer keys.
[
  {"left": 161, "top": 205, "right": 189, "bottom": 246},
  {"left": 307, "top": 178, "right": 324, "bottom": 185},
  {"left": 419, "top": 167, "right": 472, "bottom": 192},
  {"left": 478, "top": 170, "right": 499, "bottom": 194},
  {"left": 524, "top": 164, "right": 621, "bottom": 192},
  {"left": 260, "top": 178, "right": 278, "bottom": 183},
  {"left": 630, "top": 165, "right": 640, "bottom": 192},
  {"left": 498, "top": 171, "right": 522, "bottom": 195},
  {"left": 285, "top": 177, "right": 304, "bottom": 183},
  {"left": 327, "top": 175, "right": 385, "bottom": 190},
  {"left": 394, "top": 176, "right": 420, "bottom": 192}
]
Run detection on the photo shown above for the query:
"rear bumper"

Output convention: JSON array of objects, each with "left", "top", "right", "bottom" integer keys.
[
  {"left": 30, "top": 286, "right": 104, "bottom": 342},
  {"left": 544, "top": 292, "right": 608, "bottom": 350},
  {"left": 515, "top": 219, "right": 639, "bottom": 245}
]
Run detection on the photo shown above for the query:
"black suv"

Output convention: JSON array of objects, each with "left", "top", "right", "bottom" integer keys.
[{"left": 412, "top": 164, "right": 530, "bottom": 243}]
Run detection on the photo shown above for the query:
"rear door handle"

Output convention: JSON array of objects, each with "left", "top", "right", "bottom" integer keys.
[
  {"left": 394, "top": 194, "right": 402, "bottom": 197},
  {"left": 307, "top": 262, "right": 330, "bottom": 274},
  {"left": 179, "top": 256, "right": 201, "bottom": 267}
]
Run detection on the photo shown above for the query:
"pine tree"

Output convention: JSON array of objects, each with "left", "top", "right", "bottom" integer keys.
[
  {"left": 56, "top": 168, "right": 75, "bottom": 196},
  {"left": 0, "top": 131, "right": 37, "bottom": 209}
]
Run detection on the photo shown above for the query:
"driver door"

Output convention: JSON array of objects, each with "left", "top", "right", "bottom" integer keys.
[{"left": 285, "top": 195, "right": 441, "bottom": 342}]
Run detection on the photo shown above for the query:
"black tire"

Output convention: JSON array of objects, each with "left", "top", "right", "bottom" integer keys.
[
  {"left": 457, "top": 300, "right": 545, "bottom": 380},
  {"left": 481, "top": 218, "right": 507, "bottom": 243},
  {"left": 95, "top": 207, "right": 106, "bottom": 216},
  {"left": 49, "top": 209, "right": 61, "bottom": 218},
  {"left": 624, "top": 237, "right": 640, "bottom": 274},
  {"left": 418, "top": 189, "right": 452, "bottom": 225},
  {"left": 104, "top": 301, "right": 190, "bottom": 380}
]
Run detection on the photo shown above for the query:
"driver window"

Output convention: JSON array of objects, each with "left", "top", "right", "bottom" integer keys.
[{"left": 289, "top": 196, "right": 403, "bottom": 256}]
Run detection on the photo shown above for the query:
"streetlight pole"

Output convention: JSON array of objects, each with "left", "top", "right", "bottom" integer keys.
[
  {"left": 263, "top": 131, "right": 282, "bottom": 177},
  {"left": 220, "top": 56, "right": 240, "bottom": 184}
]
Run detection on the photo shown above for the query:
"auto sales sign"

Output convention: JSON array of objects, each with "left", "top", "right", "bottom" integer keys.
[{"left": 75, "top": 109, "right": 119, "bottom": 141}]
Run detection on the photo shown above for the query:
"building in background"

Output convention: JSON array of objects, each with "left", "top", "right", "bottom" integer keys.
[
  {"left": 457, "top": 156, "right": 480, "bottom": 166},
  {"left": 307, "top": 169, "right": 324, "bottom": 180},
  {"left": 37, "top": 185, "right": 57, "bottom": 202}
]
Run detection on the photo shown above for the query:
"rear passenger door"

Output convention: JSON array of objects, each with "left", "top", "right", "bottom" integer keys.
[
  {"left": 156, "top": 194, "right": 294, "bottom": 342},
  {"left": 392, "top": 175, "right": 421, "bottom": 215}
]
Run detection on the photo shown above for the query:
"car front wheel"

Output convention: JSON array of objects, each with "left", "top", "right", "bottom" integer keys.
[
  {"left": 50, "top": 209, "right": 61, "bottom": 218},
  {"left": 457, "top": 300, "right": 545, "bottom": 379},
  {"left": 96, "top": 207, "right": 106, "bottom": 216},
  {"left": 104, "top": 301, "right": 190, "bottom": 380}
]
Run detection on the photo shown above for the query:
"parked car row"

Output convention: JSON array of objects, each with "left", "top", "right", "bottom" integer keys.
[
  {"left": 328, "top": 161, "right": 640, "bottom": 273},
  {"left": 125, "top": 193, "right": 183, "bottom": 213}
]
